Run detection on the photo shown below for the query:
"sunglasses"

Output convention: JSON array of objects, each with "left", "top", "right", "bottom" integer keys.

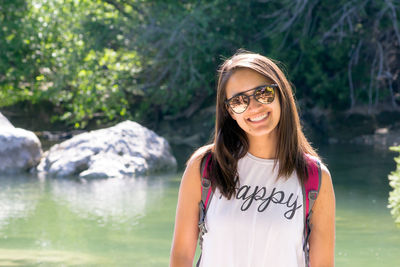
[{"left": 225, "top": 84, "right": 277, "bottom": 114}]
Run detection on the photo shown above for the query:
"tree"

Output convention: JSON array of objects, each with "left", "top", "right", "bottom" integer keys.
[
  {"left": 128, "top": 0, "right": 400, "bottom": 122},
  {"left": 0, "top": 0, "right": 141, "bottom": 128},
  {"left": 1, "top": 0, "right": 399, "bottom": 129}
]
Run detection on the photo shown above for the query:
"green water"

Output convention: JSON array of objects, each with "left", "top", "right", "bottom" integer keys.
[{"left": 0, "top": 144, "right": 399, "bottom": 266}]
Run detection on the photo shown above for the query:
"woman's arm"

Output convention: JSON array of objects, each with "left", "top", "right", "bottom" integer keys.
[
  {"left": 170, "top": 149, "right": 205, "bottom": 267},
  {"left": 309, "top": 164, "right": 336, "bottom": 267}
]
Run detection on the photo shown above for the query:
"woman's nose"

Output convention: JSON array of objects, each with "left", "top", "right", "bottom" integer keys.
[{"left": 247, "top": 96, "right": 262, "bottom": 111}]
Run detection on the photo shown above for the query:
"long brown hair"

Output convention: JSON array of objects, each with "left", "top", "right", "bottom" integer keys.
[{"left": 205, "top": 50, "right": 319, "bottom": 199}]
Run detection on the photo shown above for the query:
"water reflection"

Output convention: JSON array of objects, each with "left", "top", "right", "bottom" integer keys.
[
  {"left": 0, "top": 175, "right": 41, "bottom": 229},
  {"left": 49, "top": 175, "right": 167, "bottom": 226},
  {"left": 0, "top": 143, "right": 397, "bottom": 266},
  {"left": 0, "top": 248, "right": 103, "bottom": 266}
]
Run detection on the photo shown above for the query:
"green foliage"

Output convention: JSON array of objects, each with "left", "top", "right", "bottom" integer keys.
[
  {"left": 0, "top": 0, "right": 34, "bottom": 105},
  {"left": 0, "top": 0, "right": 399, "bottom": 128},
  {"left": 0, "top": 0, "right": 140, "bottom": 128},
  {"left": 389, "top": 145, "right": 400, "bottom": 227},
  {"left": 134, "top": 0, "right": 400, "bottom": 122}
]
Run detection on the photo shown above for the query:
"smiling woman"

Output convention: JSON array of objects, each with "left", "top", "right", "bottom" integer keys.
[
  {"left": 224, "top": 69, "right": 281, "bottom": 147},
  {"left": 170, "top": 51, "right": 335, "bottom": 267}
]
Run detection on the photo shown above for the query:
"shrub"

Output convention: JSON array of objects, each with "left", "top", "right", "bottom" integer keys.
[{"left": 389, "top": 145, "right": 400, "bottom": 227}]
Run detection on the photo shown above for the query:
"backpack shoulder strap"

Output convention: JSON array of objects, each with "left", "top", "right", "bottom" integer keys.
[
  {"left": 200, "top": 153, "right": 213, "bottom": 209},
  {"left": 302, "top": 156, "right": 322, "bottom": 267},
  {"left": 196, "top": 152, "right": 213, "bottom": 267},
  {"left": 305, "top": 157, "right": 321, "bottom": 218},
  {"left": 200, "top": 152, "right": 213, "bottom": 215}
]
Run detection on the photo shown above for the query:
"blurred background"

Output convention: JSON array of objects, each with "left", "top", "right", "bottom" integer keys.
[{"left": 1, "top": 0, "right": 400, "bottom": 266}]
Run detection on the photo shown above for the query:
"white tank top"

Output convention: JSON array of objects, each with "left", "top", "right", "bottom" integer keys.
[{"left": 200, "top": 152, "right": 305, "bottom": 267}]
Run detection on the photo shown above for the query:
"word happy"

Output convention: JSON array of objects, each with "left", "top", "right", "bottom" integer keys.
[{"left": 234, "top": 184, "right": 302, "bottom": 220}]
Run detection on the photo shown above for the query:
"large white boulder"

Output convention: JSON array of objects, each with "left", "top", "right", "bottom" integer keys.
[
  {"left": 0, "top": 112, "right": 43, "bottom": 173},
  {"left": 0, "top": 112, "right": 14, "bottom": 128},
  {"left": 37, "top": 121, "right": 177, "bottom": 178}
]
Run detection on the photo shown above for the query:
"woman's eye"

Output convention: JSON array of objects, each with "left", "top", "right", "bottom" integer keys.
[{"left": 232, "top": 95, "right": 245, "bottom": 104}]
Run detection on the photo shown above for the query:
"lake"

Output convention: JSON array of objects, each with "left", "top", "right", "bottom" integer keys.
[{"left": 0, "top": 143, "right": 399, "bottom": 266}]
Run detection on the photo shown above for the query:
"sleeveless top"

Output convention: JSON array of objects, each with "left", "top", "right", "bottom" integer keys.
[{"left": 199, "top": 152, "right": 305, "bottom": 267}]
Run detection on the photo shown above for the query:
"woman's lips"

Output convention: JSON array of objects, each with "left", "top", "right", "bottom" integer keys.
[{"left": 248, "top": 112, "right": 270, "bottom": 122}]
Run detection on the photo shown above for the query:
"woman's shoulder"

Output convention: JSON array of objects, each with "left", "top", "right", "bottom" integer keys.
[
  {"left": 181, "top": 144, "right": 214, "bottom": 182},
  {"left": 180, "top": 145, "right": 214, "bottom": 196},
  {"left": 319, "top": 163, "right": 332, "bottom": 191},
  {"left": 305, "top": 154, "right": 329, "bottom": 170},
  {"left": 187, "top": 144, "right": 214, "bottom": 166},
  {"left": 320, "top": 162, "right": 330, "bottom": 176},
  {"left": 304, "top": 153, "right": 331, "bottom": 183}
]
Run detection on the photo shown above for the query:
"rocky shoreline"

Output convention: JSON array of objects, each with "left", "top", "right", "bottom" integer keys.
[
  {"left": 0, "top": 112, "right": 176, "bottom": 177},
  {"left": 0, "top": 113, "right": 42, "bottom": 173},
  {"left": 347, "top": 129, "right": 400, "bottom": 148},
  {"left": 301, "top": 107, "right": 400, "bottom": 149},
  {"left": 1, "top": 106, "right": 399, "bottom": 175},
  {"left": 327, "top": 129, "right": 400, "bottom": 149}
]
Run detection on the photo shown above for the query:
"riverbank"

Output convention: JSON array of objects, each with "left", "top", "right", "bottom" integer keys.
[
  {"left": 1, "top": 103, "right": 400, "bottom": 167},
  {"left": 301, "top": 107, "right": 400, "bottom": 148}
]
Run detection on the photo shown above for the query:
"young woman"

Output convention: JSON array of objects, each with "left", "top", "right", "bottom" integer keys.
[{"left": 170, "top": 51, "right": 335, "bottom": 267}]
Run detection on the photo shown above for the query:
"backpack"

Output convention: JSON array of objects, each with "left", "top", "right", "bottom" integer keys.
[{"left": 196, "top": 152, "right": 321, "bottom": 267}]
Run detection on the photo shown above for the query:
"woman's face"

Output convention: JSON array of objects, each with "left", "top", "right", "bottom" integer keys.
[{"left": 225, "top": 68, "right": 281, "bottom": 140}]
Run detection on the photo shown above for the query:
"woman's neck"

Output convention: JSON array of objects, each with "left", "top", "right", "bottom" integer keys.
[{"left": 247, "top": 131, "right": 278, "bottom": 159}]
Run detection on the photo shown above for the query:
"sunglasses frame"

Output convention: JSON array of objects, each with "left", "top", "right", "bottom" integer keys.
[{"left": 225, "top": 84, "right": 278, "bottom": 114}]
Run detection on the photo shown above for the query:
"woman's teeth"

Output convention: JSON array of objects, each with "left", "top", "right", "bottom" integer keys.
[{"left": 249, "top": 113, "right": 269, "bottom": 122}]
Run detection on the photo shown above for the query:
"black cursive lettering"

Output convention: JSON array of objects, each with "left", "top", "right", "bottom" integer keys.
[{"left": 234, "top": 184, "right": 302, "bottom": 220}]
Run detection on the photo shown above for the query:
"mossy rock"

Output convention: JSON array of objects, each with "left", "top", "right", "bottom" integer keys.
[
  {"left": 376, "top": 111, "right": 400, "bottom": 128},
  {"left": 328, "top": 112, "right": 376, "bottom": 139}
]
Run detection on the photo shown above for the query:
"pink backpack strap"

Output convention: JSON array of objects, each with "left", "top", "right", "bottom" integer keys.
[
  {"left": 305, "top": 156, "right": 321, "bottom": 219},
  {"left": 200, "top": 153, "right": 213, "bottom": 210},
  {"left": 302, "top": 155, "right": 322, "bottom": 267},
  {"left": 196, "top": 152, "right": 213, "bottom": 267}
]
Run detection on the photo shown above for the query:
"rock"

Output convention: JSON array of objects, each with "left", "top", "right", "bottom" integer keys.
[
  {"left": 375, "top": 127, "right": 389, "bottom": 135},
  {"left": 350, "top": 129, "right": 400, "bottom": 148},
  {"left": 168, "top": 133, "right": 202, "bottom": 147},
  {"left": 328, "top": 137, "right": 339, "bottom": 144},
  {"left": 0, "top": 112, "right": 43, "bottom": 173},
  {"left": 0, "top": 112, "right": 14, "bottom": 128},
  {"left": 37, "top": 130, "right": 85, "bottom": 142},
  {"left": 329, "top": 112, "right": 376, "bottom": 139},
  {"left": 376, "top": 111, "right": 400, "bottom": 128},
  {"left": 37, "top": 121, "right": 177, "bottom": 178}
]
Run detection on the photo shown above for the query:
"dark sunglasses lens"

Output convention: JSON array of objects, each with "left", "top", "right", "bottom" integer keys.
[
  {"left": 255, "top": 86, "right": 275, "bottom": 104},
  {"left": 229, "top": 95, "right": 249, "bottom": 113}
]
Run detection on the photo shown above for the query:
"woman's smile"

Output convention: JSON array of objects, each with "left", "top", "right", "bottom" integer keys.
[
  {"left": 247, "top": 112, "right": 270, "bottom": 123},
  {"left": 225, "top": 68, "right": 281, "bottom": 139}
]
